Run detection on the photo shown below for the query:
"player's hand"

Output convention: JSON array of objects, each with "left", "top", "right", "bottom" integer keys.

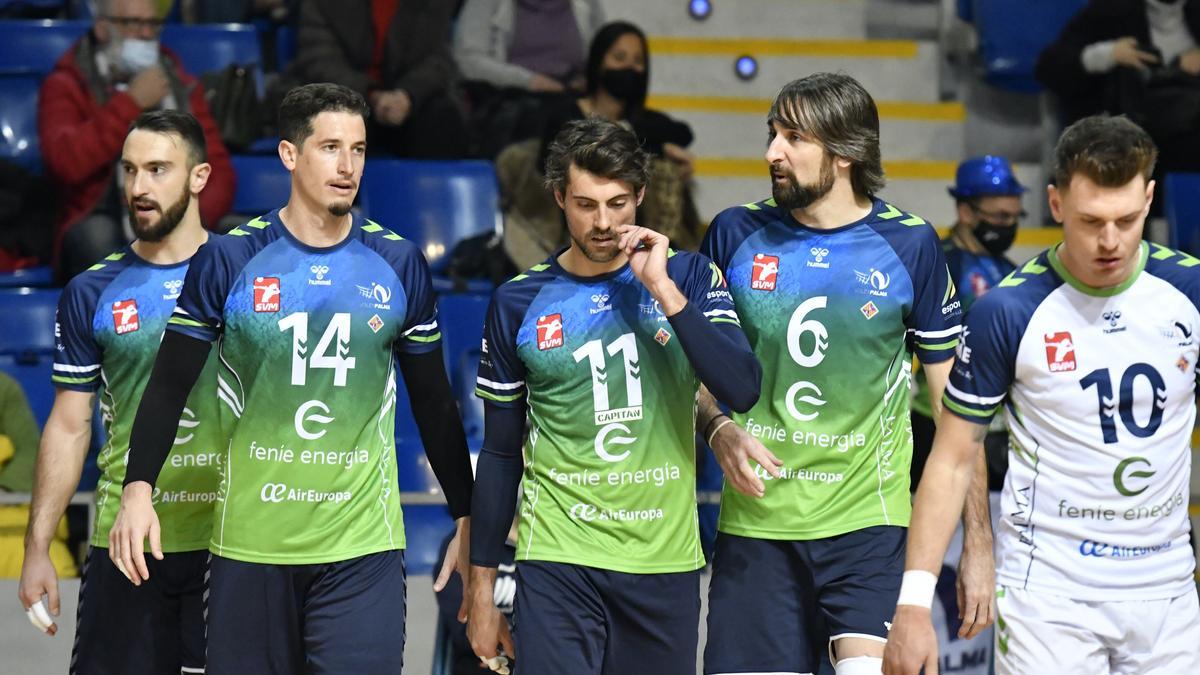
[
  {"left": 708, "top": 418, "right": 782, "bottom": 498},
  {"left": 108, "top": 481, "right": 163, "bottom": 586},
  {"left": 618, "top": 224, "right": 671, "bottom": 287},
  {"left": 883, "top": 605, "right": 939, "bottom": 675},
  {"left": 17, "top": 551, "right": 60, "bottom": 635},
  {"left": 1112, "top": 37, "right": 1158, "bottom": 71},
  {"left": 956, "top": 543, "right": 995, "bottom": 639},
  {"left": 434, "top": 516, "right": 472, "bottom": 622},
  {"left": 467, "top": 585, "right": 515, "bottom": 667},
  {"left": 128, "top": 65, "right": 169, "bottom": 109},
  {"left": 1180, "top": 48, "right": 1200, "bottom": 76}
]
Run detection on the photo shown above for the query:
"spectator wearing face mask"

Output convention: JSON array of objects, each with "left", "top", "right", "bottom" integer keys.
[{"left": 37, "top": 0, "right": 234, "bottom": 281}]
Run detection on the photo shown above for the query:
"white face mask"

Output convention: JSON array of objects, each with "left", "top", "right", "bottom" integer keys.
[{"left": 119, "top": 38, "right": 159, "bottom": 73}]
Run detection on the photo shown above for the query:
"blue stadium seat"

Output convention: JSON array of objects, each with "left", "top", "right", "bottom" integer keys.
[
  {"left": 229, "top": 154, "right": 290, "bottom": 216},
  {"left": 160, "top": 23, "right": 263, "bottom": 96},
  {"left": 0, "top": 287, "right": 60, "bottom": 356},
  {"left": 1165, "top": 173, "right": 1200, "bottom": 256},
  {"left": 275, "top": 24, "right": 296, "bottom": 72},
  {"left": 359, "top": 160, "right": 501, "bottom": 272},
  {"left": 436, "top": 292, "right": 489, "bottom": 384},
  {"left": 0, "top": 266, "right": 54, "bottom": 288},
  {"left": 0, "top": 19, "right": 88, "bottom": 75},
  {"left": 0, "top": 74, "right": 44, "bottom": 171},
  {"left": 402, "top": 505, "right": 454, "bottom": 575},
  {"left": 973, "top": 0, "right": 1087, "bottom": 92}
]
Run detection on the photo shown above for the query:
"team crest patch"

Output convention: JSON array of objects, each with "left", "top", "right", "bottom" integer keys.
[
  {"left": 112, "top": 299, "right": 139, "bottom": 334},
  {"left": 654, "top": 327, "right": 672, "bottom": 346},
  {"left": 860, "top": 301, "right": 878, "bottom": 320},
  {"left": 253, "top": 276, "right": 281, "bottom": 313},
  {"left": 368, "top": 315, "right": 384, "bottom": 333},
  {"left": 751, "top": 254, "right": 779, "bottom": 291},
  {"left": 537, "top": 314, "right": 564, "bottom": 350},
  {"left": 1178, "top": 356, "right": 1190, "bottom": 373},
  {"left": 1044, "top": 331, "right": 1076, "bottom": 372}
]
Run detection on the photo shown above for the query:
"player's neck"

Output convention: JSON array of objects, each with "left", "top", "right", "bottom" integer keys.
[
  {"left": 278, "top": 200, "right": 353, "bottom": 248},
  {"left": 558, "top": 245, "right": 627, "bottom": 277},
  {"left": 789, "top": 183, "right": 873, "bottom": 230},
  {"left": 131, "top": 211, "right": 207, "bottom": 265}
]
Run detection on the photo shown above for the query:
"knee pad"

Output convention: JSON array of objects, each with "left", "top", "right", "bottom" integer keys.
[{"left": 834, "top": 655, "right": 883, "bottom": 675}]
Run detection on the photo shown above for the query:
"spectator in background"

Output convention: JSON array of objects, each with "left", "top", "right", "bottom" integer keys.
[
  {"left": 38, "top": 0, "right": 234, "bottom": 281},
  {"left": 285, "top": 0, "right": 467, "bottom": 158},
  {"left": 496, "top": 21, "right": 700, "bottom": 269},
  {"left": 1036, "top": 0, "right": 1200, "bottom": 187}
]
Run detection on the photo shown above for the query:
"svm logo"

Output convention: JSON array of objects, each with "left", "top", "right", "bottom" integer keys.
[
  {"left": 253, "top": 277, "right": 281, "bottom": 312},
  {"left": 751, "top": 253, "right": 779, "bottom": 291},
  {"left": 1044, "top": 331, "right": 1076, "bottom": 372},
  {"left": 112, "top": 300, "right": 139, "bottom": 335},
  {"left": 1113, "top": 456, "right": 1155, "bottom": 497},
  {"left": 537, "top": 314, "right": 563, "bottom": 350}
]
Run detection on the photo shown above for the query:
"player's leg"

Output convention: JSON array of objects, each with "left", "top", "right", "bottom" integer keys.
[
  {"left": 205, "top": 555, "right": 305, "bottom": 675},
  {"left": 303, "top": 550, "right": 406, "bottom": 674},
  {"left": 514, "top": 561, "right": 607, "bottom": 674},
  {"left": 71, "top": 547, "right": 186, "bottom": 675},
  {"left": 602, "top": 568, "right": 701, "bottom": 675},
  {"left": 804, "top": 526, "right": 905, "bottom": 674},
  {"left": 163, "top": 551, "right": 210, "bottom": 674},
  {"left": 704, "top": 533, "right": 818, "bottom": 674},
  {"left": 1109, "top": 587, "right": 1200, "bottom": 674},
  {"left": 992, "top": 586, "right": 1107, "bottom": 675}
]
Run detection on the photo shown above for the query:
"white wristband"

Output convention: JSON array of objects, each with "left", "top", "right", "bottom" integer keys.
[{"left": 896, "top": 570, "right": 938, "bottom": 608}]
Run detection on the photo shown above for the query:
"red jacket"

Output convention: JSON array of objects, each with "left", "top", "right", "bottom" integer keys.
[{"left": 38, "top": 35, "right": 235, "bottom": 261}]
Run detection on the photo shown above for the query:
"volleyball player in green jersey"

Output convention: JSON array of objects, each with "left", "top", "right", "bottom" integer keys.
[
  {"left": 467, "top": 118, "right": 762, "bottom": 675},
  {"left": 18, "top": 111, "right": 220, "bottom": 674},
  {"left": 108, "top": 84, "right": 475, "bottom": 674},
  {"left": 697, "top": 74, "right": 995, "bottom": 675}
]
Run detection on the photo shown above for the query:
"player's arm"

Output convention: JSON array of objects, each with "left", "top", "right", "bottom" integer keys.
[
  {"left": 885, "top": 413, "right": 988, "bottom": 675},
  {"left": 18, "top": 389, "right": 95, "bottom": 635},
  {"left": 111, "top": 330, "right": 212, "bottom": 585},
  {"left": 468, "top": 401, "right": 522, "bottom": 665},
  {"left": 395, "top": 345, "right": 475, "bottom": 595}
]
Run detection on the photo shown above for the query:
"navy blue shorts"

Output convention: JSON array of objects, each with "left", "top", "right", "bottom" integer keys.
[
  {"left": 205, "top": 549, "right": 405, "bottom": 675},
  {"left": 704, "top": 527, "right": 906, "bottom": 674},
  {"left": 71, "top": 547, "right": 208, "bottom": 675},
  {"left": 515, "top": 561, "right": 701, "bottom": 675}
]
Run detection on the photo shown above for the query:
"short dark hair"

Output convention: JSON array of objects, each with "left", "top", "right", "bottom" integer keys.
[
  {"left": 128, "top": 110, "right": 207, "bottom": 166},
  {"left": 768, "top": 73, "right": 885, "bottom": 197},
  {"left": 278, "top": 83, "right": 369, "bottom": 149},
  {"left": 1052, "top": 115, "right": 1158, "bottom": 190},
  {"left": 543, "top": 117, "right": 650, "bottom": 195}
]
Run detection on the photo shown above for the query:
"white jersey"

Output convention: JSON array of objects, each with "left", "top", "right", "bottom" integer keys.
[{"left": 945, "top": 243, "right": 1197, "bottom": 601}]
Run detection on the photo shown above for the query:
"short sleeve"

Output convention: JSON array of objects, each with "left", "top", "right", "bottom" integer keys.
[
  {"left": 904, "top": 225, "right": 963, "bottom": 363},
  {"left": 700, "top": 207, "right": 738, "bottom": 272},
  {"left": 474, "top": 292, "right": 527, "bottom": 408},
  {"left": 51, "top": 283, "right": 102, "bottom": 392},
  {"left": 942, "top": 296, "right": 1019, "bottom": 425},
  {"left": 676, "top": 252, "right": 740, "bottom": 327},
  {"left": 395, "top": 246, "right": 441, "bottom": 354},
  {"left": 167, "top": 239, "right": 231, "bottom": 343}
]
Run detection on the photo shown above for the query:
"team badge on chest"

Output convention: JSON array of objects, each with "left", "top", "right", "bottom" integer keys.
[
  {"left": 112, "top": 299, "right": 139, "bottom": 335},
  {"left": 253, "top": 277, "right": 281, "bottom": 313},
  {"left": 751, "top": 254, "right": 779, "bottom": 291},
  {"left": 1044, "top": 331, "right": 1076, "bottom": 372},
  {"left": 537, "top": 314, "right": 564, "bottom": 350}
]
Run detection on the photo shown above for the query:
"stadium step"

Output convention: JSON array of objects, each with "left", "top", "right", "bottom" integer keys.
[{"left": 603, "top": 0, "right": 870, "bottom": 40}]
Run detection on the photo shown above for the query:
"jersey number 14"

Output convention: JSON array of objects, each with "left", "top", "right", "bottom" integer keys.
[{"left": 278, "top": 312, "right": 358, "bottom": 387}]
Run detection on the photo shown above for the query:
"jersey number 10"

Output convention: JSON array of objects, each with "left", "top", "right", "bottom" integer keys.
[{"left": 1079, "top": 363, "right": 1166, "bottom": 444}]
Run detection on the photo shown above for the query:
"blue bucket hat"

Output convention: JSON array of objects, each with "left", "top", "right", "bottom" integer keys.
[{"left": 948, "top": 155, "right": 1027, "bottom": 199}]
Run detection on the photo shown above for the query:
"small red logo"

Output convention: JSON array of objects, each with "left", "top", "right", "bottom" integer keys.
[
  {"left": 1044, "top": 332, "right": 1076, "bottom": 372},
  {"left": 253, "top": 277, "right": 281, "bottom": 313},
  {"left": 969, "top": 272, "right": 990, "bottom": 298},
  {"left": 112, "top": 299, "right": 139, "bottom": 334},
  {"left": 654, "top": 327, "right": 672, "bottom": 346},
  {"left": 536, "top": 314, "right": 564, "bottom": 350},
  {"left": 751, "top": 254, "right": 779, "bottom": 291},
  {"left": 860, "top": 301, "right": 879, "bottom": 320}
]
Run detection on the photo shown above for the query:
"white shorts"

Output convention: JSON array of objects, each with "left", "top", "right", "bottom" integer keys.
[{"left": 994, "top": 584, "right": 1200, "bottom": 675}]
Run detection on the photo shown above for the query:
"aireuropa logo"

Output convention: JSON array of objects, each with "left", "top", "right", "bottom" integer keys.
[
  {"left": 569, "top": 503, "right": 598, "bottom": 521},
  {"left": 261, "top": 482, "right": 288, "bottom": 503}
]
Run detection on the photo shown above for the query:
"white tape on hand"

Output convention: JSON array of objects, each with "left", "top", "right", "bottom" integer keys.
[
  {"left": 26, "top": 600, "right": 54, "bottom": 633},
  {"left": 896, "top": 570, "right": 938, "bottom": 609},
  {"left": 484, "top": 655, "right": 511, "bottom": 674}
]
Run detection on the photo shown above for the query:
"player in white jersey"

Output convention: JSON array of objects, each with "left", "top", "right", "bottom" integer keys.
[{"left": 884, "top": 115, "right": 1200, "bottom": 675}]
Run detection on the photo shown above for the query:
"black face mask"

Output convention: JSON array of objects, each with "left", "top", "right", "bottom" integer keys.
[
  {"left": 973, "top": 221, "right": 1017, "bottom": 256},
  {"left": 599, "top": 68, "right": 647, "bottom": 106}
]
